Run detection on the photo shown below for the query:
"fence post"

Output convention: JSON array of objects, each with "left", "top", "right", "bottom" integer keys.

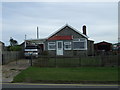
[
  {"left": 30, "top": 54, "right": 33, "bottom": 66},
  {"left": 101, "top": 55, "right": 104, "bottom": 67},
  {"left": 2, "top": 54, "right": 4, "bottom": 65},
  {"left": 16, "top": 52, "right": 18, "bottom": 65},
  {"left": 79, "top": 56, "right": 81, "bottom": 67},
  {"left": 55, "top": 55, "right": 57, "bottom": 68}
]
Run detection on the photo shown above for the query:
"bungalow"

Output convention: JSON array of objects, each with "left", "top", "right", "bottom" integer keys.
[{"left": 25, "top": 24, "right": 94, "bottom": 56}]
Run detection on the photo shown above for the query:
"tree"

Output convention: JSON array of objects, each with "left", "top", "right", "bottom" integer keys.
[{"left": 10, "top": 37, "right": 18, "bottom": 46}]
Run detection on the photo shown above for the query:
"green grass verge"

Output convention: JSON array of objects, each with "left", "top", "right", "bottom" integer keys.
[{"left": 13, "top": 67, "right": 118, "bottom": 83}]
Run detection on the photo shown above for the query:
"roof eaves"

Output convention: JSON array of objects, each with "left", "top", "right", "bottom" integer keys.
[{"left": 94, "top": 41, "right": 112, "bottom": 45}]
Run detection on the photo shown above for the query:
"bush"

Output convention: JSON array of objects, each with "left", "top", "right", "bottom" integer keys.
[
  {"left": 41, "top": 51, "right": 49, "bottom": 56},
  {"left": 7, "top": 45, "right": 22, "bottom": 51}
]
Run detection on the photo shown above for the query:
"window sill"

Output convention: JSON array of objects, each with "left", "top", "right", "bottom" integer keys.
[
  {"left": 64, "top": 49, "right": 72, "bottom": 50},
  {"left": 73, "top": 49, "right": 87, "bottom": 50},
  {"left": 48, "top": 49, "right": 55, "bottom": 50}
]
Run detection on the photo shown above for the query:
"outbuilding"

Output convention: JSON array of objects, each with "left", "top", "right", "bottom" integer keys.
[{"left": 94, "top": 41, "right": 112, "bottom": 52}]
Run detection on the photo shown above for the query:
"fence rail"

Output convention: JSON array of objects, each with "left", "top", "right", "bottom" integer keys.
[
  {"left": 2, "top": 51, "right": 24, "bottom": 65},
  {"left": 33, "top": 55, "right": 118, "bottom": 67}
]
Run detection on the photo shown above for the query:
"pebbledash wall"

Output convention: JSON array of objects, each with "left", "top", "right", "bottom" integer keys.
[{"left": 45, "top": 39, "right": 94, "bottom": 57}]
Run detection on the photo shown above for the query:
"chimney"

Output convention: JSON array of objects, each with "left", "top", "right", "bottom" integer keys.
[
  {"left": 37, "top": 26, "right": 39, "bottom": 39},
  {"left": 82, "top": 25, "right": 86, "bottom": 35}
]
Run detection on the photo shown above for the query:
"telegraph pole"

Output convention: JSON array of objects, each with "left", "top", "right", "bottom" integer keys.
[
  {"left": 25, "top": 34, "right": 27, "bottom": 40},
  {"left": 37, "top": 26, "right": 39, "bottom": 39},
  {"left": 24, "top": 34, "right": 27, "bottom": 47}
]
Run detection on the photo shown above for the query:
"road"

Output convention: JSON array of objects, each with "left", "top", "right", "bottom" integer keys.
[{"left": 1, "top": 83, "right": 119, "bottom": 88}]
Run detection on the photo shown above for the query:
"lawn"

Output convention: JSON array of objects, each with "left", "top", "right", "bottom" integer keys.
[{"left": 13, "top": 67, "right": 118, "bottom": 83}]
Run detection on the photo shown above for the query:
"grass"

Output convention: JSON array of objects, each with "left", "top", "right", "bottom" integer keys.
[{"left": 13, "top": 67, "right": 118, "bottom": 83}]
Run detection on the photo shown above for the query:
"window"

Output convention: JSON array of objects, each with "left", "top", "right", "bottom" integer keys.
[
  {"left": 73, "top": 38, "right": 87, "bottom": 50},
  {"left": 64, "top": 42, "right": 71, "bottom": 50},
  {"left": 73, "top": 42, "right": 85, "bottom": 49},
  {"left": 80, "top": 38, "right": 86, "bottom": 41},
  {"left": 58, "top": 42, "right": 62, "bottom": 49},
  {"left": 48, "top": 42, "right": 56, "bottom": 50}
]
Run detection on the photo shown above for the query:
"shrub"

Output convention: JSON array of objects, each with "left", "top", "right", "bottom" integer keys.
[
  {"left": 41, "top": 51, "right": 49, "bottom": 56},
  {"left": 7, "top": 45, "right": 22, "bottom": 51}
]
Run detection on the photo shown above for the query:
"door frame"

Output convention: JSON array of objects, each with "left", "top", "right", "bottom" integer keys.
[{"left": 56, "top": 41, "right": 63, "bottom": 55}]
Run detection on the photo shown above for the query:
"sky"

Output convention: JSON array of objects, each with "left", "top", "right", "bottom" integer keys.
[{"left": 1, "top": 2, "right": 118, "bottom": 46}]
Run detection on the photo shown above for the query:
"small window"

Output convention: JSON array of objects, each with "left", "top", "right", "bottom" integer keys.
[
  {"left": 64, "top": 42, "right": 71, "bottom": 50},
  {"left": 80, "top": 38, "right": 86, "bottom": 41},
  {"left": 73, "top": 38, "right": 80, "bottom": 41},
  {"left": 48, "top": 42, "right": 56, "bottom": 50}
]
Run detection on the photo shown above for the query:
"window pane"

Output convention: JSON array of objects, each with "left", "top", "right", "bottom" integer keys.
[
  {"left": 73, "top": 42, "right": 85, "bottom": 49},
  {"left": 58, "top": 42, "right": 62, "bottom": 48},
  {"left": 73, "top": 42, "right": 80, "bottom": 49},
  {"left": 49, "top": 45, "right": 55, "bottom": 49},
  {"left": 66, "top": 45, "right": 69, "bottom": 48},
  {"left": 64, "top": 42, "right": 71, "bottom": 45},
  {"left": 73, "top": 38, "right": 79, "bottom": 41},
  {"left": 79, "top": 42, "right": 85, "bottom": 48},
  {"left": 64, "top": 42, "right": 71, "bottom": 50},
  {"left": 80, "top": 38, "right": 85, "bottom": 41},
  {"left": 48, "top": 42, "right": 55, "bottom": 50},
  {"left": 49, "top": 42, "right": 55, "bottom": 44}
]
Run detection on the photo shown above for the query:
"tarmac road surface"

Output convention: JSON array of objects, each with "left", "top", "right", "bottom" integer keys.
[{"left": 1, "top": 83, "right": 119, "bottom": 88}]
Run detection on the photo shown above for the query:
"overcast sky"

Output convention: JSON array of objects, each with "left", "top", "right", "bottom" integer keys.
[{"left": 1, "top": 2, "right": 118, "bottom": 46}]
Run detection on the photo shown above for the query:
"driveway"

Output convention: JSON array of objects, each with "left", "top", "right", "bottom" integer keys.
[{"left": 2, "top": 59, "right": 30, "bottom": 83}]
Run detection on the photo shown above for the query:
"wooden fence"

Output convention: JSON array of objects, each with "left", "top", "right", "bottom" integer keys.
[
  {"left": 33, "top": 55, "right": 118, "bottom": 67},
  {"left": 2, "top": 51, "right": 24, "bottom": 65}
]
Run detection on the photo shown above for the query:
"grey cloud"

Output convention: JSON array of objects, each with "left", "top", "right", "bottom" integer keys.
[{"left": 2, "top": 2, "right": 118, "bottom": 45}]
